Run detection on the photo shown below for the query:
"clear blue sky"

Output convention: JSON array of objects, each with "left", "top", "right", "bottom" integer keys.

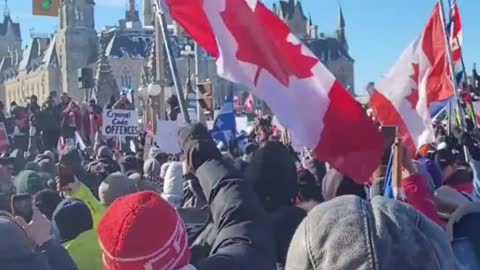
[{"left": 8, "top": 0, "right": 480, "bottom": 94}]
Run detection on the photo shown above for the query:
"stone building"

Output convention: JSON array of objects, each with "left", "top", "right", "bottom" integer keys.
[
  {"left": 0, "top": 0, "right": 219, "bottom": 108},
  {"left": 273, "top": 0, "right": 355, "bottom": 94},
  {"left": 3, "top": 36, "right": 61, "bottom": 105},
  {"left": 2, "top": 0, "right": 98, "bottom": 107},
  {"left": 0, "top": 1, "right": 22, "bottom": 104},
  {"left": 1, "top": 0, "right": 147, "bottom": 107}
]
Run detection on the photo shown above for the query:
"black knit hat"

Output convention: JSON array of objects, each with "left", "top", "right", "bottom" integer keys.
[
  {"left": 52, "top": 198, "right": 93, "bottom": 243},
  {"left": 34, "top": 190, "right": 62, "bottom": 220},
  {"left": 245, "top": 141, "right": 298, "bottom": 212},
  {"left": 435, "top": 148, "right": 456, "bottom": 170},
  {"left": 297, "top": 169, "right": 323, "bottom": 202}
]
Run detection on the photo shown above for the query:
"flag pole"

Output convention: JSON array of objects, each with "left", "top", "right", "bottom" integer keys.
[
  {"left": 447, "top": 0, "right": 478, "bottom": 128},
  {"left": 194, "top": 42, "right": 204, "bottom": 122},
  {"left": 438, "top": 0, "right": 466, "bottom": 128},
  {"left": 392, "top": 138, "right": 404, "bottom": 201},
  {"left": 155, "top": 3, "right": 190, "bottom": 124}
]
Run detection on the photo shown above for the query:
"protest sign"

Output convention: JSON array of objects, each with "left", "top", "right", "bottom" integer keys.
[
  {"left": 236, "top": 116, "right": 249, "bottom": 132},
  {"left": 156, "top": 121, "right": 182, "bottom": 154},
  {"left": 102, "top": 109, "right": 139, "bottom": 137}
]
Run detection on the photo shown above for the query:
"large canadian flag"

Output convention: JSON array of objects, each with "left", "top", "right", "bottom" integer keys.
[
  {"left": 371, "top": 3, "right": 454, "bottom": 155},
  {"left": 160, "top": 0, "right": 383, "bottom": 183}
]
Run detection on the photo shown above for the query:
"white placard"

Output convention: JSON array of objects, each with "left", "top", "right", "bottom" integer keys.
[
  {"left": 156, "top": 121, "right": 182, "bottom": 154},
  {"left": 102, "top": 109, "right": 139, "bottom": 137},
  {"left": 236, "top": 116, "right": 249, "bottom": 132}
]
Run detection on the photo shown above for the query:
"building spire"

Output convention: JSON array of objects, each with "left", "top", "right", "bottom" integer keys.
[
  {"left": 338, "top": 6, "right": 345, "bottom": 29},
  {"left": 3, "top": 0, "right": 10, "bottom": 18},
  {"left": 129, "top": 0, "right": 136, "bottom": 12},
  {"left": 95, "top": 32, "right": 120, "bottom": 106},
  {"left": 336, "top": 6, "right": 348, "bottom": 50},
  {"left": 125, "top": 0, "right": 140, "bottom": 23}
]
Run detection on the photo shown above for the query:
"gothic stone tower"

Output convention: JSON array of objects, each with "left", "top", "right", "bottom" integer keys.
[{"left": 57, "top": 0, "right": 98, "bottom": 100}]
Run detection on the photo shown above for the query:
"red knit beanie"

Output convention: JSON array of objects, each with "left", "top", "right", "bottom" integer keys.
[{"left": 98, "top": 191, "right": 190, "bottom": 270}]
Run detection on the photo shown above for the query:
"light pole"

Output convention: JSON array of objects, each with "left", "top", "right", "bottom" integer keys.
[
  {"left": 138, "top": 84, "right": 149, "bottom": 125},
  {"left": 148, "top": 82, "right": 162, "bottom": 131},
  {"left": 181, "top": 44, "right": 194, "bottom": 82},
  {"left": 194, "top": 42, "right": 203, "bottom": 122},
  {"left": 181, "top": 43, "right": 195, "bottom": 120}
]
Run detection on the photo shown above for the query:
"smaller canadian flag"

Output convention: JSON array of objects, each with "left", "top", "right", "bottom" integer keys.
[{"left": 244, "top": 93, "right": 255, "bottom": 113}]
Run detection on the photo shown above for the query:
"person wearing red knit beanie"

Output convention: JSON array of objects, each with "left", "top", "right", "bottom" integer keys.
[{"left": 98, "top": 191, "right": 193, "bottom": 270}]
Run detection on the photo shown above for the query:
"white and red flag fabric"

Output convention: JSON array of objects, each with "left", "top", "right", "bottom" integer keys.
[
  {"left": 371, "top": 3, "right": 454, "bottom": 155},
  {"left": 244, "top": 93, "right": 255, "bottom": 113},
  {"left": 449, "top": 0, "right": 463, "bottom": 66},
  {"left": 160, "top": 0, "right": 383, "bottom": 183},
  {"left": 448, "top": 0, "right": 464, "bottom": 87}
]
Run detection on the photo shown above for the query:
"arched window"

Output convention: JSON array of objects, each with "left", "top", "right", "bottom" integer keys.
[{"left": 120, "top": 68, "right": 132, "bottom": 90}]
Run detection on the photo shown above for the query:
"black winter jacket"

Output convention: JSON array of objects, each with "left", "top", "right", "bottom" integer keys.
[{"left": 195, "top": 160, "right": 277, "bottom": 270}]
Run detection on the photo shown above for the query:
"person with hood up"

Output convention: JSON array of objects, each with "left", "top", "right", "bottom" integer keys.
[
  {"left": 119, "top": 155, "right": 143, "bottom": 176},
  {"left": 52, "top": 198, "right": 102, "bottom": 270},
  {"left": 143, "top": 158, "right": 164, "bottom": 190},
  {"left": 15, "top": 170, "right": 47, "bottom": 195},
  {"left": 0, "top": 208, "right": 78, "bottom": 270},
  {"left": 85, "top": 145, "right": 121, "bottom": 181},
  {"left": 127, "top": 172, "right": 162, "bottom": 193},
  {"left": 162, "top": 161, "right": 184, "bottom": 208},
  {"left": 245, "top": 141, "right": 305, "bottom": 270},
  {"left": 39, "top": 158, "right": 57, "bottom": 178},
  {"left": 161, "top": 161, "right": 171, "bottom": 179},
  {"left": 98, "top": 172, "right": 138, "bottom": 206},
  {"left": 285, "top": 196, "right": 459, "bottom": 270},
  {"left": 125, "top": 156, "right": 162, "bottom": 193},
  {"left": 97, "top": 123, "right": 276, "bottom": 270}
]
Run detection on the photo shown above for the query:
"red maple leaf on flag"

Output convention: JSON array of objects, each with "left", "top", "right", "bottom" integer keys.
[
  {"left": 220, "top": 0, "right": 318, "bottom": 87},
  {"left": 406, "top": 63, "right": 420, "bottom": 109}
]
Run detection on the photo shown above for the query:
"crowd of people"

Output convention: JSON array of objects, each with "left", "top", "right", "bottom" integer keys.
[{"left": 0, "top": 91, "right": 480, "bottom": 270}]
